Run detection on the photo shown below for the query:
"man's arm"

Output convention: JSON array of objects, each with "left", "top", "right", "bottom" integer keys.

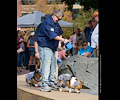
[
  {"left": 58, "top": 35, "right": 62, "bottom": 49},
  {"left": 54, "top": 36, "right": 69, "bottom": 44},
  {"left": 34, "top": 41, "right": 39, "bottom": 59},
  {"left": 84, "top": 52, "right": 91, "bottom": 58}
]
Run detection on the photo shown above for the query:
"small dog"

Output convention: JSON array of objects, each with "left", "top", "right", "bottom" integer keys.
[
  {"left": 25, "top": 69, "right": 42, "bottom": 87},
  {"left": 57, "top": 74, "right": 84, "bottom": 93}
]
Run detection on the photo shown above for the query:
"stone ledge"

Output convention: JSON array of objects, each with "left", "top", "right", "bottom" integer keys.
[{"left": 17, "top": 74, "right": 98, "bottom": 100}]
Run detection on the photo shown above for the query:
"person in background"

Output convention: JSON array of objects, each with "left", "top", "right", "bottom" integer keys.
[
  {"left": 69, "top": 32, "right": 75, "bottom": 56},
  {"left": 21, "top": 30, "right": 25, "bottom": 37},
  {"left": 20, "top": 30, "right": 27, "bottom": 69},
  {"left": 69, "top": 32, "right": 75, "bottom": 44},
  {"left": 58, "top": 46, "right": 68, "bottom": 62},
  {"left": 84, "top": 20, "right": 93, "bottom": 46},
  {"left": 87, "top": 18, "right": 97, "bottom": 46},
  {"left": 78, "top": 39, "right": 94, "bottom": 58},
  {"left": 27, "top": 32, "right": 36, "bottom": 65},
  {"left": 73, "top": 28, "right": 85, "bottom": 55},
  {"left": 91, "top": 11, "right": 99, "bottom": 57},
  {"left": 24, "top": 30, "right": 31, "bottom": 70},
  {"left": 17, "top": 30, "right": 25, "bottom": 73}
]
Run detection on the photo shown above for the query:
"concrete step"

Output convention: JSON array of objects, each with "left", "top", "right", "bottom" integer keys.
[{"left": 17, "top": 74, "right": 98, "bottom": 100}]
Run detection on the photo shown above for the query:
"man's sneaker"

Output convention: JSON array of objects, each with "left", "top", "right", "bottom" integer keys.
[
  {"left": 49, "top": 84, "right": 59, "bottom": 91},
  {"left": 40, "top": 85, "right": 51, "bottom": 92}
]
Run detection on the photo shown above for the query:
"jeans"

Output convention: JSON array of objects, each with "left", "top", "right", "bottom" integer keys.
[
  {"left": 17, "top": 52, "right": 24, "bottom": 67},
  {"left": 38, "top": 46, "right": 56, "bottom": 87},
  {"left": 21, "top": 51, "right": 27, "bottom": 66}
]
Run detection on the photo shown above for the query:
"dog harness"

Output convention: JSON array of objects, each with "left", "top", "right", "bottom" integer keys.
[
  {"left": 25, "top": 69, "right": 41, "bottom": 86},
  {"left": 57, "top": 74, "right": 71, "bottom": 87},
  {"left": 57, "top": 74, "right": 81, "bottom": 87}
]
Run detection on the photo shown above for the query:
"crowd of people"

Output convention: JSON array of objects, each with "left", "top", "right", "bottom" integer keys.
[
  {"left": 17, "top": 9, "right": 99, "bottom": 92},
  {"left": 69, "top": 11, "right": 99, "bottom": 58},
  {"left": 17, "top": 30, "right": 36, "bottom": 73}
]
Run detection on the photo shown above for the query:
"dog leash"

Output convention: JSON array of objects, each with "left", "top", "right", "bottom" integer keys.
[
  {"left": 63, "top": 41, "right": 76, "bottom": 76},
  {"left": 90, "top": 47, "right": 99, "bottom": 57},
  {"left": 72, "top": 47, "right": 76, "bottom": 76}
]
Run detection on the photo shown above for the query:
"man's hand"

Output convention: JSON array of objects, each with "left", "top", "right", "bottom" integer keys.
[
  {"left": 35, "top": 52, "right": 39, "bottom": 59},
  {"left": 64, "top": 39, "right": 69, "bottom": 44}
]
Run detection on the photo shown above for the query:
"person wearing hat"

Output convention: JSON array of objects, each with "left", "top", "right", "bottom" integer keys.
[
  {"left": 27, "top": 32, "right": 36, "bottom": 65},
  {"left": 73, "top": 28, "right": 85, "bottom": 55},
  {"left": 92, "top": 11, "right": 99, "bottom": 23},
  {"left": 17, "top": 30, "right": 25, "bottom": 73},
  {"left": 84, "top": 19, "right": 94, "bottom": 46},
  {"left": 91, "top": 11, "right": 99, "bottom": 57}
]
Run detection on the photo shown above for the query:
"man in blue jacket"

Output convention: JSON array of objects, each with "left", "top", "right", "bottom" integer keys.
[{"left": 34, "top": 9, "right": 69, "bottom": 92}]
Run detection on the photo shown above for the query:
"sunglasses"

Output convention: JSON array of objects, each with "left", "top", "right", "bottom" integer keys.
[
  {"left": 82, "top": 44, "right": 87, "bottom": 47},
  {"left": 55, "top": 15, "right": 61, "bottom": 20}
]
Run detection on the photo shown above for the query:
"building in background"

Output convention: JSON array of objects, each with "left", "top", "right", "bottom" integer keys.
[
  {"left": 17, "top": 0, "right": 83, "bottom": 19},
  {"left": 17, "top": 0, "right": 22, "bottom": 18},
  {"left": 72, "top": 4, "right": 84, "bottom": 20}
]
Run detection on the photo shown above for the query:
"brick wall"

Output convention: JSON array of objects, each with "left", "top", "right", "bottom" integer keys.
[{"left": 17, "top": 0, "right": 22, "bottom": 18}]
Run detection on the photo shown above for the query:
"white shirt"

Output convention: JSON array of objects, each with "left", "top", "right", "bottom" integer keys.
[
  {"left": 91, "top": 24, "right": 99, "bottom": 48},
  {"left": 73, "top": 33, "right": 85, "bottom": 48}
]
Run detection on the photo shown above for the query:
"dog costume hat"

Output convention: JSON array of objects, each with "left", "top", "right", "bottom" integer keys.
[{"left": 57, "top": 74, "right": 71, "bottom": 87}]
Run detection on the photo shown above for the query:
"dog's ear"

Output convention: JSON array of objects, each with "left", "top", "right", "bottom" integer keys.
[
  {"left": 35, "top": 69, "right": 39, "bottom": 73},
  {"left": 81, "top": 81, "right": 84, "bottom": 84}
]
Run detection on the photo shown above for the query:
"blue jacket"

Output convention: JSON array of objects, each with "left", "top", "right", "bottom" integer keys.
[
  {"left": 87, "top": 28, "right": 94, "bottom": 46},
  {"left": 37, "top": 15, "right": 63, "bottom": 51}
]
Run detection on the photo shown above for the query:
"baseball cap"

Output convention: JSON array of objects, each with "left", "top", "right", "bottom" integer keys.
[
  {"left": 31, "top": 32, "right": 35, "bottom": 36},
  {"left": 92, "top": 11, "right": 99, "bottom": 18},
  {"left": 79, "top": 28, "right": 82, "bottom": 32}
]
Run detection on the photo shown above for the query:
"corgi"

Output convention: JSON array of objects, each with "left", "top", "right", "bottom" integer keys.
[
  {"left": 25, "top": 69, "right": 42, "bottom": 87},
  {"left": 57, "top": 74, "right": 84, "bottom": 93}
]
